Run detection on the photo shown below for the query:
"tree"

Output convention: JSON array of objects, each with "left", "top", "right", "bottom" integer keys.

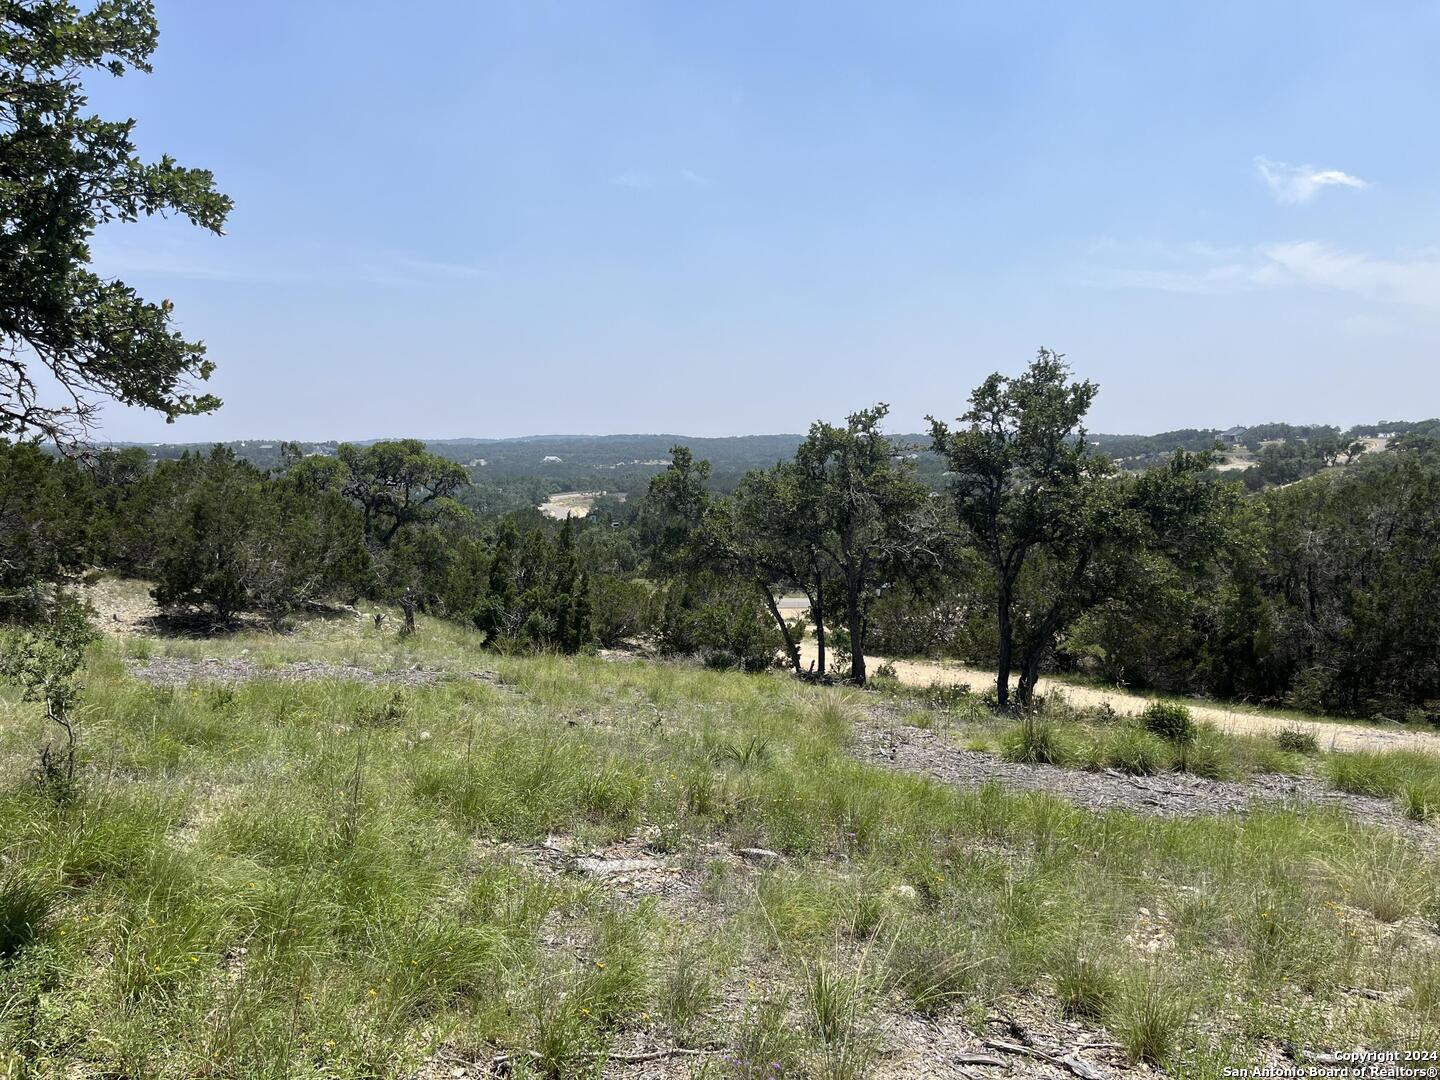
[
  {"left": 0, "top": 440, "right": 95, "bottom": 610},
  {"left": 791, "top": 405, "right": 933, "bottom": 684},
  {"left": 1254, "top": 451, "right": 1440, "bottom": 717},
  {"left": 473, "top": 517, "right": 520, "bottom": 642},
  {"left": 929, "top": 350, "right": 1108, "bottom": 707},
  {"left": 146, "top": 447, "right": 367, "bottom": 624},
  {"left": 149, "top": 448, "right": 263, "bottom": 622},
  {"left": 251, "top": 470, "right": 369, "bottom": 623},
  {"left": 335, "top": 440, "right": 469, "bottom": 631},
  {"left": 637, "top": 445, "right": 712, "bottom": 575},
  {"left": 471, "top": 516, "right": 592, "bottom": 653},
  {"left": 337, "top": 441, "right": 470, "bottom": 547},
  {"left": 642, "top": 447, "right": 805, "bottom": 673},
  {"left": 932, "top": 351, "right": 1238, "bottom": 707},
  {"left": 1, "top": 0, "right": 231, "bottom": 445},
  {"left": 722, "top": 466, "right": 812, "bottom": 673}
]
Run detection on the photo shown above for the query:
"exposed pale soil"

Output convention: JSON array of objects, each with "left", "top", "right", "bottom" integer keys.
[
  {"left": 538, "top": 491, "right": 607, "bottom": 519},
  {"left": 123, "top": 656, "right": 453, "bottom": 689},
  {"left": 798, "top": 639, "right": 1440, "bottom": 756}
]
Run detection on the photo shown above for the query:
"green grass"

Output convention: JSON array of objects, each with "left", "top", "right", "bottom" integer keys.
[
  {"left": 0, "top": 606, "right": 1435, "bottom": 1075},
  {"left": 999, "top": 714, "right": 1072, "bottom": 765},
  {"left": 1326, "top": 748, "right": 1440, "bottom": 820}
]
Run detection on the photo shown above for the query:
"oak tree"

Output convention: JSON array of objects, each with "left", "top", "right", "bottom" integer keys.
[{"left": 1, "top": 0, "right": 231, "bottom": 444}]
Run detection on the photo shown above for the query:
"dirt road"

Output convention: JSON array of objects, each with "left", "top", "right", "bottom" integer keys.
[{"left": 798, "top": 640, "right": 1440, "bottom": 755}]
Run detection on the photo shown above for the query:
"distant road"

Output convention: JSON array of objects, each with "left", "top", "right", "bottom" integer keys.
[{"left": 791, "top": 632, "right": 1440, "bottom": 755}]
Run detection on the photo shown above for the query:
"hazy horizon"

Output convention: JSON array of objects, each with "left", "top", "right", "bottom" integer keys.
[{"left": 100, "top": 411, "right": 1434, "bottom": 449}]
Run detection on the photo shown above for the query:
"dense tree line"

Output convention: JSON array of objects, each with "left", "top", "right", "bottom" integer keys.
[{"left": 3, "top": 352, "right": 1439, "bottom": 719}]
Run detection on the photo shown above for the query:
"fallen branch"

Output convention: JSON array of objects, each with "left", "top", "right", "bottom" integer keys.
[
  {"left": 984, "top": 1038, "right": 1106, "bottom": 1080},
  {"left": 956, "top": 1051, "right": 1008, "bottom": 1066},
  {"left": 486, "top": 1045, "right": 717, "bottom": 1073}
]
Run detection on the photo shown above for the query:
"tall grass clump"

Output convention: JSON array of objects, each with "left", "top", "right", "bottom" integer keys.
[
  {"left": 1171, "top": 725, "right": 1233, "bottom": 780},
  {"left": 801, "top": 954, "right": 878, "bottom": 1080},
  {"left": 1325, "top": 749, "right": 1440, "bottom": 821},
  {"left": 660, "top": 940, "right": 721, "bottom": 1046},
  {"left": 726, "top": 996, "right": 803, "bottom": 1080},
  {"left": 999, "top": 714, "right": 1070, "bottom": 766},
  {"left": 884, "top": 918, "right": 981, "bottom": 1016},
  {"left": 1326, "top": 842, "right": 1433, "bottom": 924},
  {"left": 0, "top": 873, "right": 53, "bottom": 960},
  {"left": 1275, "top": 727, "right": 1319, "bottom": 754},
  {"left": 1053, "top": 951, "right": 1119, "bottom": 1020},
  {"left": 1101, "top": 726, "right": 1168, "bottom": 776},
  {"left": 1114, "top": 971, "right": 1190, "bottom": 1067}
]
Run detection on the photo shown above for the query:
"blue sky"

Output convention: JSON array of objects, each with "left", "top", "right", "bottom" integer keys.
[{"left": 90, "top": 1, "right": 1440, "bottom": 441}]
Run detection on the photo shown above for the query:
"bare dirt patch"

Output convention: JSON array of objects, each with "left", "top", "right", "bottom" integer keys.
[
  {"left": 538, "top": 491, "right": 607, "bottom": 519},
  {"left": 124, "top": 656, "right": 453, "bottom": 689},
  {"left": 876, "top": 990, "right": 1152, "bottom": 1080},
  {"left": 797, "top": 640, "right": 1440, "bottom": 755}
]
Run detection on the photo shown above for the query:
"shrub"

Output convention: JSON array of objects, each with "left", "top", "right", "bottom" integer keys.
[
  {"left": 1141, "top": 701, "right": 1195, "bottom": 744},
  {"left": 999, "top": 715, "right": 1070, "bottom": 766},
  {"left": 1103, "top": 727, "right": 1168, "bottom": 775},
  {"left": 657, "top": 573, "right": 780, "bottom": 672},
  {"left": 711, "top": 735, "right": 771, "bottom": 768},
  {"left": 1275, "top": 727, "right": 1319, "bottom": 754},
  {"left": 589, "top": 575, "right": 656, "bottom": 647},
  {"left": 357, "top": 688, "right": 410, "bottom": 729},
  {"left": 1, "top": 597, "right": 99, "bottom": 797}
]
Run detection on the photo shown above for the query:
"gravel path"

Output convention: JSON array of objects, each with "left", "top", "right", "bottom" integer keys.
[
  {"left": 799, "top": 640, "right": 1440, "bottom": 755},
  {"left": 853, "top": 714, "right": 1437, "bottom": 850},
  {"left": 124, "top": 656, "right": 453, "bottom": 688}
]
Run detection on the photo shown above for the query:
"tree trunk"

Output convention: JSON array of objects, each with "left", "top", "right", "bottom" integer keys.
[
  {"left": 995, "top": 582, "right": 1013, "bottom": 708},
  {"left": 813, "top": 577, "right": 827, "bottom": 677},
  {"left": 759, "top": 582, "right": 802, "bottom": 673},
  {"left": 1015, "top": 592, "right": 1074, "bottom": 707},
  {"left": 846, "top": 576, "right": 866, "bottom": 685},
  {"left": 1016, "top": 647, "right": 1043, "bottom": 707}
]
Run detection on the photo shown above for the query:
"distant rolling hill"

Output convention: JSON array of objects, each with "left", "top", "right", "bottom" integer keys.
[{"left": 103, "top": 418, "right": 1439, "bottom": 497}]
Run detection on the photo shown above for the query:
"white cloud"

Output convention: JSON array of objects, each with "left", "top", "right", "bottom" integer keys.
[
  {"left": 1255, "top": 157, "right": 1369, "bottom": 204},
  {"left": 1090, "top": 240, "right": 1440, "bottom": 310},
  {"left": 1262, "top": 241, "right": 1440, "bottom": 306}
]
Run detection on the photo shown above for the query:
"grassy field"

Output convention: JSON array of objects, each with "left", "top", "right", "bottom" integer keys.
[{"left": 0, "top": 606, "right": 1437, "bottom": 1078}]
